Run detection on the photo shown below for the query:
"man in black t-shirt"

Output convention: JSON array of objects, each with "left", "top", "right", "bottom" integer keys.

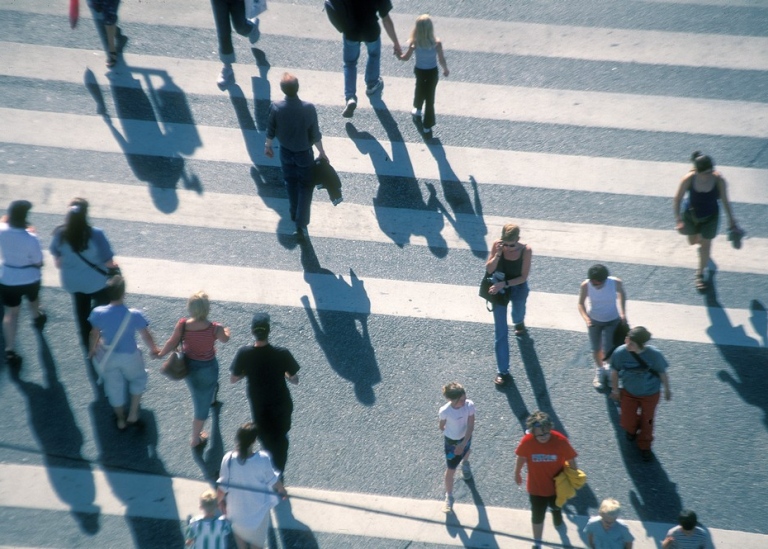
[
  {"left": 230, "top": 312, "right": 300, "bottom": 474},
  {"left": 340, "top": 0, "right": 401, "bottom": 118}
]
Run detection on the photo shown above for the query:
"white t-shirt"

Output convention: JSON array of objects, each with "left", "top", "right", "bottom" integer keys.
[
  {"left": 438, "top": 399, "right": 475, "bottom": 440},
  {"left": 217, "top": 450, "right": 280, "bottom": 531}
]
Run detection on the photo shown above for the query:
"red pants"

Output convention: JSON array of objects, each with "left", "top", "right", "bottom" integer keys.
[{"left": 620, "top": 389, "right": 660, "bottom": 450}]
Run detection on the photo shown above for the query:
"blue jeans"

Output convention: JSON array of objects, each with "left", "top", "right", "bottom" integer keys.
[
  {"left": 280, "top": 147, "right": 314, "bottom": 228},
  {"left": 185, "top": 358, "right": 219, "bottom": 421},
  {"left": 343, "top": 36, "right": 381, "bottom": 101},
  {"left": 492, "top": 282, "right": 529, "bottom": 374},
  {"left": 210, "top": 0, "right": 253, "bottom": 62}
]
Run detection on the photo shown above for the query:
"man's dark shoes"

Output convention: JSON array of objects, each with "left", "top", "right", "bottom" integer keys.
[
  {"left": 494, "top": 372, "right": 512, "bottom": 386},
  {"left": 6, "top": 350, "right": 22, "bottom": 369},
  {"left": 294, "top": 227, "right": 307, "bottom": 241},
  {"left": 33, "top": 310, "right": 47, "bottom": 332},
  {"left": 552, "top": 509, "right": 564, "bottom": 528}
]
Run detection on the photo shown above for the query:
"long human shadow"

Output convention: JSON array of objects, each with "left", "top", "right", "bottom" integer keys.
[
  {"left": 270, "top": 498, "right": 319, "bottom": 549},
  {"left": 445, "top": 479, "right": 500, "bottom": 548},
  {"left": 605, "top": 398, "right": 682, "bottom": 541},
  {"left": 84, "top": 64, "right": 202, "bottom": 213},
  {"left": 346, "top": 100, "right": 447, "bottom": 257},
  {"left": 9, "top": 332, "right": 100, "bottom": 534},
  {"left": 298, "top": 239, "right": 380, "bottom": 404},
  {"left": 89, "top": 393, "right": 184, "bottom": 547},
  {"left": 251, "top": 48, "right": 272, "bottom": 132},
  {"left": 703, "top": 279, "right": 768, "bottom": 430},
  {"left": 517, "top": 337, "right": 599, "bottom": 521},
  {"left": 191, "top": 401, "right": 226, "bottom": 484},
  {"left": 426, "top": 140, "right": 488, "bottom": 258}
]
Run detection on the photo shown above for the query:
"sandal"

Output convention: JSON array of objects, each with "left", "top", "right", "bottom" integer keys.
[
  {"left": 494, "top": 373, "right": 511, "bottom": 386},
  {"left": 106, "top": 51, "right": 118, "bottom": 68},
  {"left": 694, "top": 272, "right": 707, "bottom": 292},
  {"left": 192, "top": 432, "right": 209, "bottom": 449}
]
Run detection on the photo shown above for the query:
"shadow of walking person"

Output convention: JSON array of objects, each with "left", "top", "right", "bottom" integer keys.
[
  {"left": 298, "top": 240, "right": 380, "bottom": 404},
  {"left": 426, "top": 139, "right": 488, "bottom": 258},
  {"left": 704, "top": 284, "right": 768, "bottom": 430},
  {"left": 84, "top": 65, "right": 202, "bottom": 213},
  {"left": 191, "top": 400, "right": 226, "bottom": 485},
  {"left": 270, "top": 498, "right": 319, "bottom": 549},
  {"left": 251, "top": 48, "right": 272, "bottom": 133},
  {"left": 605, "top": 397, "right": 683, "bottom": 531},
  {"left": 89, "top": 397, "right": 185, "bottom": 548},
  {"left": 346, "top": 100, "right": 447, "bottom": 257},
  {"left": 9, "top": 332, "right": 100, "bottom": 534}
]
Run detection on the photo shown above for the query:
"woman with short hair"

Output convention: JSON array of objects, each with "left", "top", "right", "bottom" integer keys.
[{"left": 157, "top": 291, "right": 230, "bottom": 448}]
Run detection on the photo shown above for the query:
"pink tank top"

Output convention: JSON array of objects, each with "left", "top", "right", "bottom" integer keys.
[{"left": 180, "top": 318, "right": 219, "bottom": 361}]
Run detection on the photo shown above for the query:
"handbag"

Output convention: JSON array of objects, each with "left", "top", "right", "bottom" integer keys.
[
  {"left": 246, "top": 0, "right": 267, "bottom": 20},
  {"left": 160, "top": 321, "right": 188, "bottom": 380},
  {"left": 92, "top": 310, "right": 132, "bottom": 381},
  {"left": 479, "top": 273, "right": 510, "bottom": 311}
]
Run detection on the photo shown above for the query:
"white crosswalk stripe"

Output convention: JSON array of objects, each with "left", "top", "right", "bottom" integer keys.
[{"left": 0, "top": 0, "right": 767, "bottom": 547}]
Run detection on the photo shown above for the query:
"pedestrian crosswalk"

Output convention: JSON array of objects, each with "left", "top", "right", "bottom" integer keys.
[{"left": 1, "top": 0, "right": 767, "bottom": 547}]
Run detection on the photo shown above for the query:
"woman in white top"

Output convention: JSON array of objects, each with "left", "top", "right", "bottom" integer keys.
[
  {"left": 217, "top": 423, "right": 287, "bottom": 549},
  {"left": 578, "top": 264, "right": 626, "bottom": 388}
]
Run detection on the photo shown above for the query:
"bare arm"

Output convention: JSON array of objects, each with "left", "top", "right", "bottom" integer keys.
[
  {"left": 615, "top": 279, "right": 627, "bottom": 321},
  {"left": 139, "top": 327, "right": 160, "bottom": 357},
  {"left": 514, "top": 455, "right": 526, "bottom": 485},
  {"left": 381, "top": 15, "right": 401, "bottom": 57},
  {"left": 400, "top": 41, "right": 414, "bottom": 61},
  {"left": 156, "top": 321, "right": 183, "bottom": 358},
  {"left": 716, "top": 174, "right": 737, "bottom": 227},
  {"left": 577, "top": 281, "right": 591, "bottom": 325},
  {"left": 314, "top": 139, "right": 327, "bottom": 161},
  {"left": 88, "top": 327, "right": 101, "bottom": 358},
  {"left": 673, "top": 173, "right": 693, "bottom": 228},
  {"left": 436, "top": 41, "right": 449, "bottom": 76},
  {"left": 660, "top": 372, "right": 671, "bottom": 401},
  {"left": 216, "top": 324, "right": 231, "bottom": 343},
  {"left": 438, "top": 418, "right": 446, "bottom": 432},
  {"left": 485, "top": 239, "right": 504, "bottom": 273}
]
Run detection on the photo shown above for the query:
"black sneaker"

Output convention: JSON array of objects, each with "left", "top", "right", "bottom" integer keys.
[
  {"left": 5, "top": 350, "right": 22, "bottom": 369},
  {"left": 494, "top": 372, "right": 512, "bottom": 386},
  {"left": 342, "top": 98, "right": 357, "bottom": 118},
  {"left": 33, "top": 311, "right": 47, "bottom": 332},
  {"left": 365, "top": 78, "right": 384, "bottom": 96}
]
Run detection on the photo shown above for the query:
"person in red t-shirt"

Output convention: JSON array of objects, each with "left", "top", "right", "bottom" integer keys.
[{"left": 515, "top": 411, "right": 578, "bottom": 549}]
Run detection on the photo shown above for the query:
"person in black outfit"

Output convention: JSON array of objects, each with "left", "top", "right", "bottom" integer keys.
[{"left": 230, "top": 313, "right": 300, "bottom": 475}]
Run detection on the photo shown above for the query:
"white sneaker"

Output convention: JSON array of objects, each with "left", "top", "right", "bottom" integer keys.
[
  {"left": 342, "top": 98, "right": 357, "bottom": 118},
  {"left": 443, "top": 494, "right": 454, "bottom": 513},
  {"left": 248, "top": 18, "right": 260, "bottom": 44},
  {"left": 423, "top": 126, "right": 433, "bottom": 136},
  {"left": 411, "top": 108, "right": 422, "bottom": 117},
  {"left": 217, "top": 66, "right": 234, "bottom": 87},
  {"left": 592, "top": 366, "right": 607, "bottom": 388}
]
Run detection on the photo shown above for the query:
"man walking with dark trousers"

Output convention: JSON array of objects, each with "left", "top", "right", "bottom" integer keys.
[
  {"left": 230, "top": 312, "right": 300, "bottom": 477},
  {"left": 265, "top": 73, "right": 327, "bottom": 241}
]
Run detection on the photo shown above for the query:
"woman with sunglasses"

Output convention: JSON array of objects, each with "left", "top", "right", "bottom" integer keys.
[{"left": 485, "top": 223, "right": 532, "bottom": 386}]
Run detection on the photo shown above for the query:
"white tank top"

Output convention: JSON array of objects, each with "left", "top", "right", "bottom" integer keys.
[{"left": 587, "top": 277, "right": 619, "bottom": 322}]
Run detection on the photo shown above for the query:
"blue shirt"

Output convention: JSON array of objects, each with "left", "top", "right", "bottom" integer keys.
[
  {"left": 266, "top": 96, "right": 321, "bottom": 153},
  {"left": 583, "top": 516, "right": 634, "bottom": 548},
  {"left": 50, "top": 227, "right": 114, "bottom": 294},
  {"left": 89, "top": 304, "right": 149, "bottom": 354},
  {"left": 610, "top": 344, "right": 668, "bottom": 396}
]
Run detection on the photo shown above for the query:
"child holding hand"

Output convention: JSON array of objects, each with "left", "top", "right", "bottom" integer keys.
[{"left": 400, "top": 14, "right": 449, "bottom": 135}]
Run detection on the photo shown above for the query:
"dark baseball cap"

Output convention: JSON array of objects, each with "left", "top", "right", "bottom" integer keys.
[{"left": 251, "top": 312, "right": 271, "bottom": 332}]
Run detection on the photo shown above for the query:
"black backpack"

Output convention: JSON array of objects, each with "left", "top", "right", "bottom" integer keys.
[{"left": 325, "top": 0, "right": 353, "bottom": 34}]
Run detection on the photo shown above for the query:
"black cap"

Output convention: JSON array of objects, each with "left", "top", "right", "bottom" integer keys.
[
  {"left": 251, "top": 312, "right": 271, "bottom": 332},
  {"left": 7, "top": 200, "right": 32, "bottom": 228}
]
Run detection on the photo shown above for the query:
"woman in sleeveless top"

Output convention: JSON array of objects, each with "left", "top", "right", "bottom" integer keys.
[
  {"left": 578, "top": 264, "right": 627, "bottom": 389},
  {"left": 673, "top": 151, "right": 738, "bottom": 291},
  {"left": 485, "top": 223, "right": 532, "bottom": 386},
  {"left": 157, "top": 291, "right": 230, "bottom": 448}
]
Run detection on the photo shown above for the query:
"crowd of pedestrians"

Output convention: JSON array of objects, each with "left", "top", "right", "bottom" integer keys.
[{"left": 0, "top": 1, "right": 743, "bottom": 547}]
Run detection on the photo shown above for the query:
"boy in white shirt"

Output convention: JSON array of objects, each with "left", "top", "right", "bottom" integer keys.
[{"left": 438, "top": 381, "right": 475, "bottom": 513}]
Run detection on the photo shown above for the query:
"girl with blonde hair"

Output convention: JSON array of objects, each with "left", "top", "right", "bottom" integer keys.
[{"left": 400, "top": 14, "right": 449, "bottom": 135}]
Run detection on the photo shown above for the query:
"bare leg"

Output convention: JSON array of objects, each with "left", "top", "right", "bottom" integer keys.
[
  {"left": 114, "top": 406, "right": 127, "bottom": 429},
  {"left": 532, "top": 521, "right": 544, "bottom": 545},
  {"left": 106, "top": 24, "right": 117, "bottom": 53},
  {"left": 2, "top": 305, "right": 20, "bottom": 351},
  {"left": 699, "top": 238, "right": 713, "bottom": 277},
  {"left": 444, "top": 467, "right": 456, "bottom": 494},
  {"left": 191, "top": 418, "right": 205, "bottom": 446},
  {"left": 126, "top": 393, "right": 142, "bottom": 423},
  {"left": 592, "top": 349, "right": 604, "bottom": 368}
]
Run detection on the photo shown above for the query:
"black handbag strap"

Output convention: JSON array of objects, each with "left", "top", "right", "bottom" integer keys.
[
  {"left": 75, "top": 249, "right": 109, "bottom": 276},
  {"left": 629, "top": 350, "right": 659, "bottom": 378}
]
